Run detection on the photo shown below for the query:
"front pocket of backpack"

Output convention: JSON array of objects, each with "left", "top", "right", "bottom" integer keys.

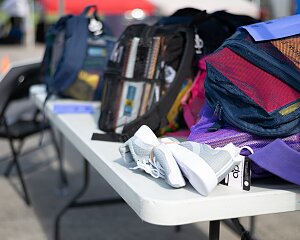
[{"left": 98, "top": 72, "right": 123, "bottom": 131}]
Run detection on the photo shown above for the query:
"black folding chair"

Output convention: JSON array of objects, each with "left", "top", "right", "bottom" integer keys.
[{"left": 0, "top": 60, "right": 68, "bottom": 205}]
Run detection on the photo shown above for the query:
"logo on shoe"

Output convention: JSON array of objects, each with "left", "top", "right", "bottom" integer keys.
[{"left": 232, "top": 165, "right": 240, "bottom": 178}]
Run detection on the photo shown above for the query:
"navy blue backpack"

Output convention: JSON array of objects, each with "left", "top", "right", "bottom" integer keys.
[
  {"left": 42, "top": 5, "right": 115, "bottom": 101},
  {"left": 204, "top": 28, "right": 300, "bottom": 137}
]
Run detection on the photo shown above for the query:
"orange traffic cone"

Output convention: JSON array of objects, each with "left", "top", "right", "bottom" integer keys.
[{"left": 0, "top": 55, "right": 10, "bottom": 74}]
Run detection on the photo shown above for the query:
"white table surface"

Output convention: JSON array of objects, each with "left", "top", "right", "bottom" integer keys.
[{"left": 30, "top": 85, "right": 300, "bottom": 226}]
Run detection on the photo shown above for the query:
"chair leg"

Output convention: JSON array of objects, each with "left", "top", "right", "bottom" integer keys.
[
  {"left": 2, "top": 118, "right": 31, "bottom": 205},
  {"left": 6, "top": 137, "right": 31, "bottom": 205},
  {"left": 4, "top": 139, "right": 24, "bottom": 177},
  {"left": 49, "top": 127, "right": 68, "bottom": 191},
  {"left": 4, "top": 158, "right": 15, "bottom": 177},
  {"left": 14, "top": 155, "right": 31, "bottom": 205}
]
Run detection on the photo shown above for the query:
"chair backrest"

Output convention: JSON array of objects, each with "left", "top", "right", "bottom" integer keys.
[{"left": 0, "top": 60, "right": 41, "bottom": 120}]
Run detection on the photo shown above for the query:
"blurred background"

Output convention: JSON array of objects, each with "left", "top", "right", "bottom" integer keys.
[{"left": 0, "top": 0, "right": 299, "bottom": 48}]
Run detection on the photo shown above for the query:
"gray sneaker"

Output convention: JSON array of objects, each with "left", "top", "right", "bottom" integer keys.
[{"left": 119, "top": 125, "right": 185, "bottom": 188}]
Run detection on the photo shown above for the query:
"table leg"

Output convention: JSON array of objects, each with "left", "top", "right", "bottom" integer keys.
[
  {"left": 49, "top": 128, "right": 68, "bottom": 192},
  {"left": 249, "top": 216, "right": 256, "bottom": 237},
  {"left": 54, "top": 158, "right": 124, "bottom": 240},
  {"left": 175, "top": 225, "right": 181, "bottom": 232},
  {"left": 209, "top": 220, "right": 220, "bottom": 240}
]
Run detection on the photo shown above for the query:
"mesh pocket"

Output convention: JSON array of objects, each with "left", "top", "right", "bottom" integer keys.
[
  {"left": 98, "top": 72, "right": 123, "bottom": 131},
  {"left": 271, "top": 36, "right": 300, "bottom": 69},
  {"left": 226, "top": 31, "right": 300, "bottom": 92},
  {"left": 206, "top": 47, "right": 300, "bottom": 113}
]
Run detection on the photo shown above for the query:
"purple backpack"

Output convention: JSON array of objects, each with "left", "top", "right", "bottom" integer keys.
[{"left": 188, "top": 103, "right": 300, "bottom": 178}]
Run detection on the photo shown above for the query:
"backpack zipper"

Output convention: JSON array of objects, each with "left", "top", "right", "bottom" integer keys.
[
  {"left": 208, "top": 103, "right": 224, "bottom": 132},
  {"left": 213, "top": 103, "right": 222, "bottom": 120}
]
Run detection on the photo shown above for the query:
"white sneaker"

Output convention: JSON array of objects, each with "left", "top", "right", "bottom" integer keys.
[
  {"left": 119, "top": 125, "right": 186, "bottom": 188},
  {"left": 119, "top": 125, "right": 160, "bottom": 164},
  {"left": 162, "top": 139, "right": 218, "bottom": 196},
  {"left": 134, "top": 125, "right": 160, "bottom": 146},
  {"left": 152, "top": 143, "right": 186, "bottom": 188},
  {"left": 180, "top": 141, "right": 248, "bottom": 182}
]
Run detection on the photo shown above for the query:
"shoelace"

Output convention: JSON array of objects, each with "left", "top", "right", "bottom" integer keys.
[
  {"left": 141, "top": 140, "right": 180, "bottom": 178},
  {"left": 129, "top": 145, "right": 165, "bottom": 179},
  {"left": 131, "top": 159, "right": 165, "bottom": 178},
  {"left": 127, "top": 138, "right": 179, "bottom": 179}
]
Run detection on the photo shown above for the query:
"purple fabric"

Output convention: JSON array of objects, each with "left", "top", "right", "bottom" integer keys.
[
  {"left": 188, "top": 104, "right": 300, "bottom": 151},
  {"left": 249, "top": 139, "right": 300, "bottom": 185},
  {"left": 188, "top": 103, "right": 300, "bottom": 178}
]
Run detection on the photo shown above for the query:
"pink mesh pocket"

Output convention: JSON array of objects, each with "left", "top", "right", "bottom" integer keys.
[{"left": 206, "top": 48, "right": 300, "bottom": 113}]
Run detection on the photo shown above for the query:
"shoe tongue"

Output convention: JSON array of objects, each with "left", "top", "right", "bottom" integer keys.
[
  {"left": 159, "top": 137, "right": 179, "bottom": 144},
  {"left": 216, "top": 142, "right": 239, "bottom": 158},
  {"left": 134, "top": 125, "right": 160, "bottom": 146}
]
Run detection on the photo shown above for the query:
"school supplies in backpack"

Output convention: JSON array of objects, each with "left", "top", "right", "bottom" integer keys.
[
  {"left": 181, "top": 57, "right": 207, "bottom": 129},
  {"left": 42, "top": 5, "right": 115, "bottom": 101},
  {"left": 204, "top": 15, "right": 300, "bottom": 137},
  {"left": 92, "top": 23, "right": 195, "bottom": 142}
]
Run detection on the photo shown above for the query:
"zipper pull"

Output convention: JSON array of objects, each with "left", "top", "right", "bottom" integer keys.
[
  {"left": 194, "top": 32, "right": 204, "bottom": 55},
  {"left": 209, "top": 104, "right": 224, "bottom": 132},
  {"left": 213, "top": 103, "right": 222, "bottom": 120}
]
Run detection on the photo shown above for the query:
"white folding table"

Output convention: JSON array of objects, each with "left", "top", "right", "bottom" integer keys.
[{"left": 30, "top": 85, "right": 300, "bottom": 240}]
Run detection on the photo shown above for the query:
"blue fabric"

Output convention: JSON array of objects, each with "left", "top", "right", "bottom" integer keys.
[
  {"left": 241, "top": 14, "right": 300, "bottom": 41},
  {"left": 42, "top": 5, "right": 115, "bottom": 101},
  {"left": 53, "top": 104, "right": 94, "bottom": 114},
  {"left": 205, "top": 63, "right": 300, "bottom": 137},
  {"left": 53, "top": 14, "right": 88, "bottom": 92}
]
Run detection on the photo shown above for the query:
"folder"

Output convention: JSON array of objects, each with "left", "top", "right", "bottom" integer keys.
[{"left": 115, "top": 37, "right": 142, "bottom": 133}]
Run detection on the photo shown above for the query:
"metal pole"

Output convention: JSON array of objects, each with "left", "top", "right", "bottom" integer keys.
[
  {"left": 25, "top": 0, "right": 35, "bottom": 47},
  {"left": 58, "top": 0, "right": 64, "bottom": 16},
  {"left": 209, "top": 220, "right": 220, "bottom": 240}
]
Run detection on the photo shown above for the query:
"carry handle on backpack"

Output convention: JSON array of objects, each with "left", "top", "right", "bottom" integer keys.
[
  {"left": 82, "top": 5, "right": 103, "bottom": 27},
  {"left": 50, "top": 8, "right": 91, "bottom": 94},
  {"left": 82, "top": 5, "right": 98, "bottom": 16}
]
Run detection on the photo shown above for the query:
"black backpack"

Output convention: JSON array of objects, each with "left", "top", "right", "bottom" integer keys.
[
  {"left": 91, "top": 9, "right": 259, "bottom": 142},
  {"left": 92, "top": 23, "right": 195, "bottom": 142},
  {"left": 157, "top": 8, "right": 258, "bottom": 61}
]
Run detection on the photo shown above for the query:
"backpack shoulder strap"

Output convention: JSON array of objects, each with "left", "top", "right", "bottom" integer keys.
[
  {"left": 53, "top": 14, "right": 88, "bottom": 92},
  {"left": 91, "top": 132, "right": 130, "bottom": 142},
  {"left": 42, "top": 15, "right": 73, "bottom": 91}
]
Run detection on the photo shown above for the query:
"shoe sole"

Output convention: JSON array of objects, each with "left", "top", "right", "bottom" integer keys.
[
  {"left": 153, "top": 144, "right": 186, "bottom": 188},
  {"left": 165, "top": 144, "right": 218, "bottom": 196}
]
